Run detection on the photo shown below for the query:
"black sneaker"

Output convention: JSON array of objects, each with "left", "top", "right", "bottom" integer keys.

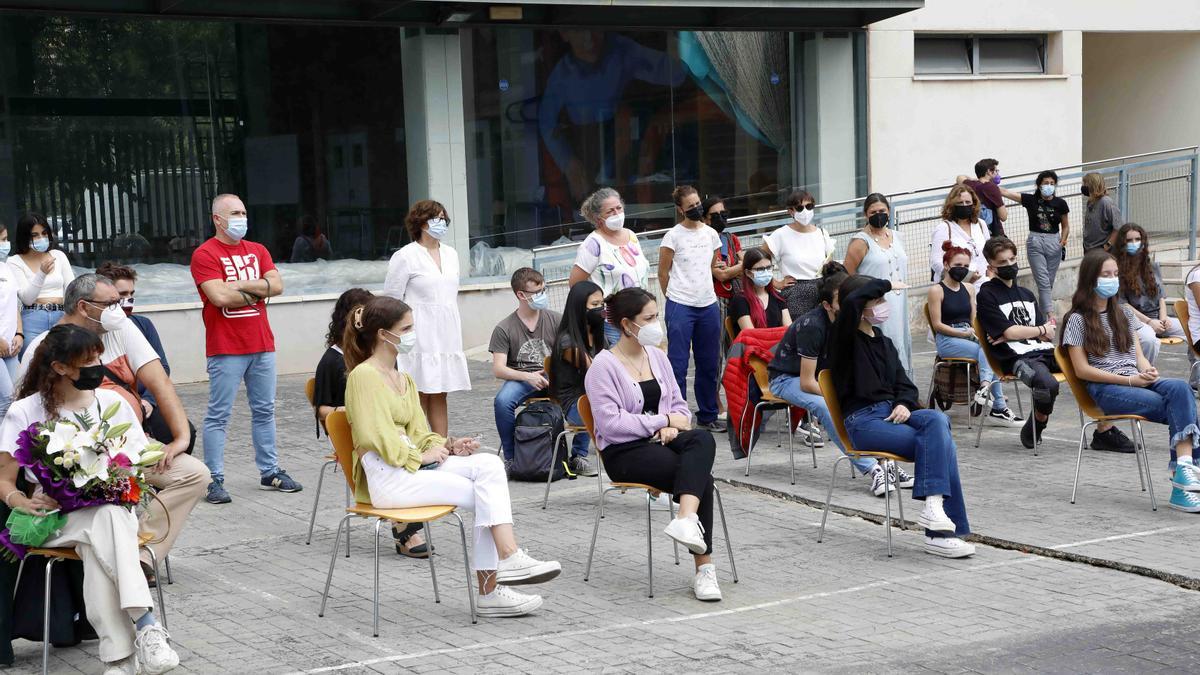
[
  {"left": 988, "top": 408, "right": 1024, "bottom": 426},
  {"left": 206, "top": 479, "right": 232, "bottom": 504},
  {"left": 260, "top": 469, "right": 303, "bottom": 492},
  {"left": 1090, "top": 427, "right": 1136, "bottom": 454}
]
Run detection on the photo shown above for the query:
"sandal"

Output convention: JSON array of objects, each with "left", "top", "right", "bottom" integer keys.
[
  {"left": 393, "top": 524, "right": 433, "bottom": 559},
  {"left": 140, "top": 562, "right": 157, "bottom": 588}
]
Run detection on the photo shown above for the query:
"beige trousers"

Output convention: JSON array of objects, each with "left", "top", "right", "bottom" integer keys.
[{"left": 139, "top": 453, "right": 208, "bottom": 564}]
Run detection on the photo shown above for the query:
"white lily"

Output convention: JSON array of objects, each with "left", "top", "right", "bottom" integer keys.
[
  {"left": 72, "top": 447, "right": 110, "bottom": 488},
  {"left": 43, "top": 421, "right": 82, "bottom": 456}
]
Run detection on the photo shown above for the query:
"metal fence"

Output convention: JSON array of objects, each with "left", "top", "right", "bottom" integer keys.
[{"left": 532, "top": 146, "right": 1200, "bottom": 313}]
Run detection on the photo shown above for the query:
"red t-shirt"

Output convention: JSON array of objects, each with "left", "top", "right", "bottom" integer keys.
[
  {"left": 713, "top": 232, "right": 743, "bottom": 299},
  {"left": 190, "top": 237, "right": 277, "bottom": 357}
]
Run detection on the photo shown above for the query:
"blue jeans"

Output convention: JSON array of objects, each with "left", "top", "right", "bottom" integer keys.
[
  {"left": 934, "top": 332, "right": 1006, "bottom": 410},
  {"left": 203, "top": 352, "right": 280, "bottom": 481},
  {"left": 19, "top": 308, "right": 63, "bottom": 359},
  {"left": 0, "top": 355, "right": 17, "bottom": 419},
  {"left": 768, "top": 373, "right": 878, "bottom": 475},
  {"left": 844, "top": 401, "right": 970, "bottom": 538},
  {"left": 664, "top": 299, "right": 720, "bottom": 424},
  {"left": 1087, "top": 378, "right": 1200, "bottom": 465},
  {"left": 495, "top": 379, "right": 539, "bottom": 460},
  {"left": 563, "top": 400, "right": 590, "bottom": 458}
]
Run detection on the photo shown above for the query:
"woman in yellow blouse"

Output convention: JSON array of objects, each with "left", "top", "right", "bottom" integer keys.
[{"left": 343, "top": 296, "right": 561, "bottom": 617}]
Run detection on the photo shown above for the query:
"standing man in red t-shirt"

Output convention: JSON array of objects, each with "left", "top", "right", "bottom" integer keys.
[
  {"left": 959, "top": 158, "right": 1009, "bottom": 238},
  {"left": 191, "top": 193, "right": 302, "bottom": 504}
]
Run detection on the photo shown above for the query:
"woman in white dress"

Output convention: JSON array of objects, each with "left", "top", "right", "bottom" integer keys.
[
  {"left": 569, "top": 187, "right": 651, "bottom": 346},
  {"left": 844, "top": 193, "right": 913, "bottom": 380},
  {"left": 929, "top": 185, "right": 989, "bottom": 289},
  {"left": 383, "top": 200, "right": 471, "bottom": 437}
]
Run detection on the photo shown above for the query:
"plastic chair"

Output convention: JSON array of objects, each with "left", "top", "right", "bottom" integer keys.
[
  {"left": 923, "top": 303, "right": 978, "bottom": 430},
  {"left": 305, "top": 376, "right": 353, "bottom": 546},
  {"left": 1054, "top": 347, "right": 1157, "bottom": 510},
  {"left": 15, "top": 532, "right": 167, "bottom": 675},
  {"left": 1172, "top": 299, "right": 1200, "bottom": 384},
  {"left": 317, "top": 412, "right": 476, "bottom": 635},
  {"left": 741, "top": 354, "right": 812, "bottom": 484},
  {"left": 815, "top": 370, "right": 908, "bottom": 557},
  {"left": 577, "top": 395, "right": 739, "bottom": 597},
  {"left": 723, "top": 316, "right": 736, "bottom": 344}
]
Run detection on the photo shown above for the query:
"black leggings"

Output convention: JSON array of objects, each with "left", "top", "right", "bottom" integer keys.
[
  {"left": 601, "top": 430, "right": 716, "bottom": 555},
  {"left": 1013, "top": 353, "right": 1061, "bottom": 416}
]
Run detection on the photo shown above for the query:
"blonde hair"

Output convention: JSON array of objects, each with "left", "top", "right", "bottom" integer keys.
[{"left": 1082, "top": 172, "right": 1108, "bottom": 202}]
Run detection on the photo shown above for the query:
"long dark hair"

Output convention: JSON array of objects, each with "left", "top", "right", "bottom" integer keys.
[
  {"left": 738, "top": 248, "right": 783, "bottom": 329},
  {"left": 1113, "top": 223, "right": 1156, "bottom": 299},
  {"left": 327, "top": 288, "right": 374, "bottom": 348},
  {"left": 550, "top": 281, "right": 604, "bottom": 393},
  {"left": 824, "top": 274, "right": 888, "bottom": 402},
  {"left": 1061, "top": 249, "right": 1131, "bottom": 358},
  {"left": 342, "top": 296, "right": 412, "bottom": 371},
  {"left": 14, "top": 212, "right": 55, "bottom": 255},
  {"left": 17, "top": 325, "right": 103, "bottom": 419}
]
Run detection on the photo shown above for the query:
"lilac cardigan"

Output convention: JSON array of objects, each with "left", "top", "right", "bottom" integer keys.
[{"left": 584, "top": 347, "right": 691, "bottom": 450}]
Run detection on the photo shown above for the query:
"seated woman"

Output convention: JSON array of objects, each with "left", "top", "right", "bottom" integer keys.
[
  {"left": 548, "top": 280, "right": 606, "bottom": 475},
  {"left": 0, "top": 325, "right": 179, "bottom": 674},
  {"left": 727, "top": 248, "right": 791, "bottom": 339},
  {"left": 1061, "top": 250, "right": 1200, "bottom": 513},
  {"left": 926, "top": 242, "right": 1021, "bottom": 425},
  {"left": 343, "top": 296, "right": 560, "bottom": 617},
  {"left": 1113, "top": 223, "right": 1189, "bottom": 367},
  {"left": 826, "top": 275, "right": 974, "bottom": 558},
  {"left": 584, "top": 287, "right": 725, "bottom": 601}
]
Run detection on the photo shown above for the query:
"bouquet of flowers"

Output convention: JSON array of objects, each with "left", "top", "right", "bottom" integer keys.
[{"left": 0, "top": 401, "right": 165, "bottom": 561}]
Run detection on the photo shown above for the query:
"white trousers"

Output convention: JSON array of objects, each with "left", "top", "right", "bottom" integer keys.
[
  {"left": 43, "top": 504, "right": 153, "bottom": 662},
  {"left": 1136, "top": 317, "right": 1190, "bottom": 369},
  {"left": 361, "top": 452, "right": 514, "bottom": 570}
]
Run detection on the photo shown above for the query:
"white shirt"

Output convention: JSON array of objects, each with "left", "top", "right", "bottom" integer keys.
[
  {"left": 660, "top": 223, "right": 720, "bottom": 307},
  {"left": 764, "top": 225, "right": 835, "bottom": 281},
  {"left": 6, "top": 250, "right": 75, "bottom": 305},
  {"left": 1188, "top": 266, "right": 1200, "bottom": 344},
  {"left": 929, "top": 220, "right": 989, "bottom": 288},
  {"left": 0, "top": 262, "right": 19, "bottom": 342},
  {"left": 17, "top": 317, "right": 161, "bottom": 387}
]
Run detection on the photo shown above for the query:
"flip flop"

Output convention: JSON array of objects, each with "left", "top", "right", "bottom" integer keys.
[{"left": 392, "top": 525, "right": 434, "bottom": 558}]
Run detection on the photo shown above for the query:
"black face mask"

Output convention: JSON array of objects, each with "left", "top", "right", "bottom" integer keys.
[
  {"left": 709, "top": 212, "right": 728, "bottom": 232},
  {"left": 586, "top": 307, "right": 605, "bottom": 329},
  {"left": 72, "top": 364, "right": 104, "bottom": 391},
  {"left": 995, "top": 263, "right": 1019, "bottom": 281},
  {"left": 684, "top": 206, "right": 705, "bottom": 222},
  {"left": 947, "top": 266, "right": 971, "bottom": 283},
  {"left": 952, "top": 204, "right": 974, "bottom": 221},
  {"left": 867, "top": 212, "right": 889, "bottom": 229},
  {"left": 1080, "top": 185, "right": 1091, "bottom": 197}
]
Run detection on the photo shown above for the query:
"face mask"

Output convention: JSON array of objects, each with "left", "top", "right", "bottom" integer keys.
[
  {"left": 1080, "top": 185, "right": 1091, "bottom": 197},
  {"left": 709, "top": 212, "right": 728, "bottom": 233},
  {"left": 85, "top": 302, "right": 127, "bottom": 332},
  {"left": 119, "top": 297, "right": 135, "bottom": 316},
  {"left": 947, "top": 266, "right": 970, "bottom": 283},
  {"left": 526, "top": 290, "right": 550, "bottom": 311},
  {"left": 71, "top": 364, "right": 104, "bottom": 391},
  {"left": 603, "top": 213, "right": 625, "bottom": 231},
  {"left": 750, "top": 269, "right": 773, "bottom": 287},
  {"left": 1125, "top": 241, "right": 1142, "bottom": 255},
  {"left": 995, "top": 263, "right": 1019, "bottom": 281},
  {"left": 867, "top": 212, "right": 889, "bottom": 229},
  {"left": 31, "top": 237, "right": 50, "bottom": 253},
  {"left": 384, "top": 329, "right": 417, "bottom": 354},
  {"left": 865, "top": 303, "right": 890, "bottom": 326},
  {"left": 426, "top": 218, "right": 448, "bottom": 240},
  {"left": 633, "top": 320, "right": 664, "bottom": 347},
  {"left": 1039, "top": 184, "right": 1056, "bottom": 198},
  {"left": 992, "top": 172, "right": 1002, "bottom": 185},
  {"left": 952, "top": 204, "right": 974, "bottom": 221},
  {"left": 794, "top": 208, "right": 815, "bottom": 226},
  {"left": 224, "top": 216, "right": 248, "bottom": 241},
  {"left": 1096, "top": 277, "right": 1120, "bottom": 299},
  {"left": 0, "top": 242, "right": 10, "bottom": 259},
  {"left": 586, "top": 307, "right": 605, "bottom": 329},
  {"left": 684, "top": 205, "right": 704, "bottom": 222}
]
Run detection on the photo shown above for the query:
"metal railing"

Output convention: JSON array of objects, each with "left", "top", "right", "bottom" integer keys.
[{"left": 533, "top": 146, "right": 1200, "bottom": 312}]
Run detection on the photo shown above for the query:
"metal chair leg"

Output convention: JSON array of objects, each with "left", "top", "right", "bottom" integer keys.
[
  {"left": 424, "top": 521, "right": 440, "bottom": 603},
  {"left": 714, "top": 485, "right": 738, "bottom": 583},
  {"left": 164, "top": 555, "right": 173, "bottom": 585},
  {"left": 1071, "top": 421, "right": 1095, "bottom": 504},
  {"left": 344, "top": 482, "right": 352, "bottom": 556},
  {"left": 305, "top": 459, "right": 336, "bottom": 545},
  {"left": 1013, "top": 380, "right": 1025, "bottom": 418},
  {"left": 1130, "top": 419, "right": 1147, "bottom": 492},
  {"left": 745, "top": 402, "right": 764, "bottom": 477},
  {"left": 645, "top": 488, "right": 654, "bottom": 598},
  {"left": 318, "top": 513, "right": 353, "bottom": 617},
  {"left": 42, "top": 557, "right": 57, "bottom": 675},
  {"left": 142, "top": 546, "right": 168, "bottom": 630},
  {"left": 372, "top": 519, "right": 384, "bottom": 637},
  {"left": 817, "top": 455, "right": 849, "bottom": 543},
  {"left": 666, "top": 495, "right": 680, "bottom": 565},
  {"left": 13, "top": 558, "right": 25, "bottom": 600},
  {"left": 1136, "top": 421, "right": 1158, "bottom": 511},
  {"left": 451, "top": 513, "right": 476, "bottom": 624},
  {"left": 543, "top": 430, "right": 570, "bottom": 509},
  {"left": 882, "top": 460, "right": 894, "bottom": 558},
  {"left": 975, "top": 389, "right": 988, "bottom": 449},
  {"left": 584, "top": 488, "right": 615, "bottom": 581},
  {"left": 895, "top": 465, "right": 906, "bottom": 530}
]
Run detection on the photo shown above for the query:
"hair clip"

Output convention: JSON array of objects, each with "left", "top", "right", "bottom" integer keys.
[{"left": 352, "top": 306, "right": 365, "bottom": 330}]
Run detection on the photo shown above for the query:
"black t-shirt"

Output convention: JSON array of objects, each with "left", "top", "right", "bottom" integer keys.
[
  {"left": 1020, "top": 193, "right": 1069, "bottom": 235},
  {"left": 768, "top": 306, "right": 830, "bottom": 379},
  {"left": 550, "top": 333, "right": 598, "bottom": 411},
  {"left": 313, "top": 346, "right": 347, "bottom": 410},
  {"left": 976, "top": 278, "right": 1053, "bottom": 371},
  {"left": 728, "top": 293, "right": 785, "bottom": 337},
  {"left": 639, "top": 378, "right": 662, "bottom": 415},
  {"left": 842, "top": 329, "right": 919, "bottom": 417}
]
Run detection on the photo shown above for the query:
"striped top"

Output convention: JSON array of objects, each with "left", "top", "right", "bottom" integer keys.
[{"left": 1062, "top": 306, "right": 1141, "bottom": 377}]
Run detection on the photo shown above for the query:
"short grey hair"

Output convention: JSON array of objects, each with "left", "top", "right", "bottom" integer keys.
[
  {"left": 580, "top": 187, "right": 622, "bottom": 226},
  {"left": 211, "top": 193, "right": 241, "bottom": 214},
  {"left": 65, "top": 273, "right": 115, "bottom": 315}
]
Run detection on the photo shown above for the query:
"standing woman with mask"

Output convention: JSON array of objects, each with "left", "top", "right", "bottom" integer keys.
[
  {"left": 705, "top": 195, "right": 743, "bottom": 314},
  {"left": 658, "top": 185, "right": 726, "bottom": 433},
  {"left": 570, "top": 187, "right": 650, "bottom": 347},
  {"left": 844, "top": 193, "right": 913, "bottom": 380},
  {"left": 1014, "top": 170, "right": 1071, "bottom": 319},
  {"left": 764, "top": 189, "right": 835, "bottom": 318},
  {"left": 0, "top": 222, "right": 21, "bottom": 418},
  {"left": 383, "top": 200, "right": 471, "bottom": 438},
  {"left": 8, "top": 212, "right": 72, "bottom": 355}
]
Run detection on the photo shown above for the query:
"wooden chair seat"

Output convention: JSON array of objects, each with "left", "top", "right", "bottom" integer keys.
[
  {"left": 608, "top": 481, "right": 662, "bottom": 493},
  {"left": 846, "top": 451, "right": 909, "bottom": 464},
  {"left": 345, "top": 503, "right": 457, "bottom": 523},
  {"left": 28, "top": 532, "right": 154, "bottom": 561},
  {"left": 1159, "top": 336, "right": 1185, "bottom": 345}
]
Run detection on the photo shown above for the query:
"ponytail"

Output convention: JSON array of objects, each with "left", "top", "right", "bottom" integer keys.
[{"left": 342, "top": 297, "right": 412, "bottom": 371}]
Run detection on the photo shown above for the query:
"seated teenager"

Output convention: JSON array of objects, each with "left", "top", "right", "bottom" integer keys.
[
  {"left": 0, "top": 325, "right": 179, "bottom": 674},
  {"left": 547, "top": 280, "right": 605, "bottom": 476},
  {"left": 926, "top": 242, "right": 1022, "bottom": 426},
  {"left": 1061, "top": 249, "right": 1200, "bottom": 513},
  {"left": 1113, "top": 224, "right": 1191, "bottom": 370},
  {"left": 727, "top": 248, "right": 791, "bottom": 339},
  {"left": 826, "top": 275, "right": 974, "bottom": 558},
  {"left": 490, "top": 267, "right": 560, "bottom": 464},
  {"left": 584, "top": 287, "right": 725, "bottom": 601},
  {"left": 769, "top": 261, "right": 910, "bottom": 496},
  {"left": 344, "top": 296, "right": 560, "bottom": 617}
]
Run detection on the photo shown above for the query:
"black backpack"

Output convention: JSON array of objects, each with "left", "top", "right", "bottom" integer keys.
[{"left": 510, "top": 400, "right": 569, "bottom": 482}]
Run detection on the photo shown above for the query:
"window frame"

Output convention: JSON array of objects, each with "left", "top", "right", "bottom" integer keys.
[{"left": 914, "top": 33, "right": 1047, "bottom": 76}]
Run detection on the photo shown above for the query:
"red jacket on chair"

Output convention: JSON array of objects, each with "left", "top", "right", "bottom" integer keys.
[{"left": 722, "top": 325, "right": 799, "bottom": 459}]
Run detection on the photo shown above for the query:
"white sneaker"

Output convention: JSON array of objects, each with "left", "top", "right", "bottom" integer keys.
[
  {"left": 924, "top": 536, "right": 976, "bottom": 558},
  {"left": 663, "top": 513, "right": 707, "bottom": 555},
  {"left": 916, "top": 500, "right": 957, "bottom": 533},
  {"left": 477, "top": 585, "right": 543, "bottom": 617},
  {"left": 647, "top": 491, "right": 672, "bottom": 511},
  {"left": 693, "top": 563, "right": 722, "bottom": 602},
  {"left": 973, "top": 383, "right": 994, "bottom": 408},
  {"left": 496, "top": 548, "right": 561, "bottom": 585},
  {"left": 103, "top": 656, "right": 138, "bottom": 675},
  {"left": 134, "top": 624, "right": 179, "bottom": 674},
  {"left": 870, "top": 468, "right": 895, "bottom": 497}
]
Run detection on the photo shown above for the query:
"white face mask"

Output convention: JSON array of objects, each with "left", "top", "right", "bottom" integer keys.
[
  {"left": 603, "top": 212, "right": 625, "bottom": 231},
  {"left": 632, "top": 320, "right": 664, "bottom": 347},
  {"left": 793, "top": 209, "right": 815, "bottom": 226},
  {"left": 85, "top": 301, "right": 128, "bottom": 332},
  {"left": 224, "top": 216, "right": 248, "bottom": 241},
  {"left": 384, "top": 329, "right": 417, "bottom": 354}
]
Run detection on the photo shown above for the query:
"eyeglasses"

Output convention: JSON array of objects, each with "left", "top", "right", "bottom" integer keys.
[
  {"left": 85, "top": 298, "right": 121, "bottom": 309},
  {"left": 794, "top": 203, "right": 815, "bottom": 211},
  {"left": 750, "top": 266, "right": 774, "bottom": 273}
]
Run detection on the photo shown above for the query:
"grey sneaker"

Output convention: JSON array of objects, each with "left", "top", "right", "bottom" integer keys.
[
  {"left": 699, "top": 419, "right": 727, "bottom": 433},
  {"left": 260, "top": 469, "right": 302, "bottom": 493},
  {"left": 205, "top": 479, "right": 231, "bottom": 504},
  {"left": 568, "top": 455, "right": 599, "bottom": 477}
]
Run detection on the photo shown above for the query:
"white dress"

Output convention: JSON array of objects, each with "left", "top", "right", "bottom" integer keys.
[{"left": 383, "top": 242, "right": 471, "bottom": 393}]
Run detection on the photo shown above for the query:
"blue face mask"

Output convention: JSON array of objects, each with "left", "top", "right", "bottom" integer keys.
[
  {"left": 1096, "top": 277, "right": 1120, "bottom": 299},
  {"left": 750, "top": 269, "right": 774, "bottom": 288},
  {"left": 1125, "top": 241, "right": 1142, "bottom": 255},
  {"left": 426, "top": 218, "right": 449, "bottom": 240},
  {"left": 526, "top": 290, "right": 550, "bottom": 311},
  {"left": 30, "top": 237, "right": 50, "bottom": 253},
  {"left": 0, "top": 241, "right": 10, "bottom": 259},
  {"left": 1039, "top": 184, "right": 1056, "bottom": 198},
  {"left": 224, "top": 216, "right": 248, "bottom": 241}
]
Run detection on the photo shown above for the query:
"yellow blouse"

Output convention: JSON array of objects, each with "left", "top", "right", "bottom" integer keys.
[{"left": 344, "top": 363, "right": 446, "bottom": 503}]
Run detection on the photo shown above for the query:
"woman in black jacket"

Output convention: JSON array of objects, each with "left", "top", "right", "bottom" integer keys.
[{"left": 825, "top": 274, "right": 974, "bottom": 558}]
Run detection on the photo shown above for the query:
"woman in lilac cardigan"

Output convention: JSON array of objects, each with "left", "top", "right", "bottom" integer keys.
[{"left": 584, "top": 287, "right": 723, "bottom": 602}]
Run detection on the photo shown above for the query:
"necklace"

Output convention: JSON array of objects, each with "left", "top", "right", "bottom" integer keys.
[
  {"left": 615, "top": 346, "right": 650, "bottom": 380},
  {"left": 372, "top": 361, "right": 406, "bottom": 395}
]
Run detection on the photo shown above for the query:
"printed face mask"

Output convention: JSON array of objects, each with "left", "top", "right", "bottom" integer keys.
[
  {"left": 1039, "top": 184, "right": 1056, "bottom": 198},
  {"left": 119, "top": 297, "right": 135, "bottom": 316}
]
